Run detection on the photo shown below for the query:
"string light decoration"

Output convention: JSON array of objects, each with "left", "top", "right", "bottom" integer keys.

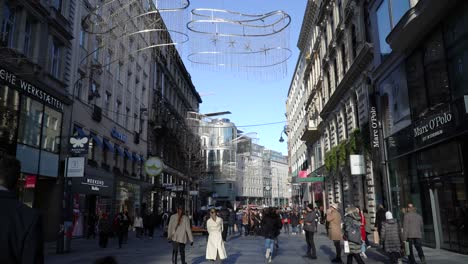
[
  {"left": 80, "top": 0, "right": 190, "bottom": 68},
  {"left": 187, "top": 8, "right": 292, "bottom": 80}
]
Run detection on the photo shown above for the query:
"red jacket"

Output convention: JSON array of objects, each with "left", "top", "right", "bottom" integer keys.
[{"left": 359, "top": 211, "right": 366, "bottom": 240}]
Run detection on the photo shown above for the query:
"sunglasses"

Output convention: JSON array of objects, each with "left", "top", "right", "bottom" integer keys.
[{"left": 210, "top": 211, "right": 216, "bottom": 214}]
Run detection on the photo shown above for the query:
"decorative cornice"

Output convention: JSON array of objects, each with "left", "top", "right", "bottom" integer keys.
[{"left": 298, "top": 0, "right": 319, "bottom": 51}]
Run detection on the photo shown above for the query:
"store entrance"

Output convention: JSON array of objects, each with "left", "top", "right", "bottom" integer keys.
[{"left": 436, "top": 174, "right": 468, "bottom": 254}]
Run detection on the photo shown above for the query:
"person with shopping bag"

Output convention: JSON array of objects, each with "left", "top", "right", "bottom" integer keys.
[
  {"left": 343, "top": 206, "right": 365, "bottom": 264},
  {"left": 167, "top": 206, "right": 194, "bottom": 264},
  {"left": 381, "top": 212, "right": 403, "bottom": 264},
  {"left": 327, "top": 204, "right": 343, "bottom": 263}
]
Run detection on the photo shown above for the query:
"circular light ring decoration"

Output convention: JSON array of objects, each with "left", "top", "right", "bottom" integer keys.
[
  {"left": 187, "top": 8, "right": 291, "bottom": 37},
  {"left": 82, "top": 0, "right": 190, "bottom": 35},
  {"left": 81, "top": 29, "right": 189, "bottom": 69},
  {"left": 187, "top": 47, "right": 292, "bottom": 68}
]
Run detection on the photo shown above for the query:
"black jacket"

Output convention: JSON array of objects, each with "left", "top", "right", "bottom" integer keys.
[
  {"left": 218, "top": 209, "right": 230, "bottom": 225},
  {"left": 261, "top": 214, "right": 282, "bottom": 239},
  {"left": 0, "top": 190, "right": 44, "bottom": 264},
  {"left": 290, "top": 213, "right": 300, "bottom": 226}
]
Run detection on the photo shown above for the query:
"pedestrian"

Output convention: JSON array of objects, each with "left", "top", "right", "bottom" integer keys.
[
  {"left": 303, "top": 204, "right": 318, "bottom": 259},
  {"left": 218, "top": 207, "right": 230, "bottom": 241},
  {"left": 356, "top": 207, "right": 368, "bottom": 259},
  {"left": 228, "top": 208, "right": 236, "bottom": 236},
  {"left": 261, "top": 208, "right": 282, "bottom": 263},
  {"left": 0, "top": 153, "right": 44, "bottom": 263},
  {"left": 134, "top": 213, "right": 144, "bottom": 238},
  {"left": 343, "top": 206, "right": 365, "bottom": 264},
  {"left": 375, "top": 204, "right": 386, "bottom": 244},
  {"left": 363, "top": 209, "right": 372, "bottom": 247},
  {"left": 326, "top": 203, "right": 343, "bottom": 263},
  {"left": 115, "top": 212, "right": 127, "bottom": 248},
  {"left": 167, "top": 206, "right": 194, "bottom": 264},
  {"left": 206, "top": 209, "right": 227, "bottom": 262},
  {"left": 403, "top": 203, "right": 426, "bottom": 264},
  {"left": 381, "top": 212, "right": 402, "bottom": 264},
  {"left": 162, "top": 211, "right": 170, "bottom": 236},
  {"left": 282, "top": 211, "right": 290, "bottom": 234},
  {"left": 242, "top": 210, "right": 250, "bottom": 236},
  {"left": 290, "top": 210, "right": 300, "bottom": 235},
  {"left": 98, "top": 213, "right": 112, "bottom": 248},
  {"left": 123, "top": 211, "right": 131, "bottom": 243},
  {"left": 87, "top": 213, "right": 97, "bottom": 239},
  {"left": 146, "top": 211, "right": 156, "bottom": 239}
]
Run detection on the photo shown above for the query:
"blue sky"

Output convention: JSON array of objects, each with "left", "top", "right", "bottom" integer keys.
[{"left": 182, "top": 0, "right": 307, "bottom": 155}]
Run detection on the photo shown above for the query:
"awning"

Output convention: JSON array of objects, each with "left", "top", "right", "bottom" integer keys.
[
  {"left": 103, "top": 139, "right": 114, "bottom": 153},
  {"left": 115, "top": 145, "right": 124, "bottom": 157},
  {"left": 132, "top": 153, "right": 141, "bottom": 162},
  {"left": 91, "top": 134, "right": 103, "bottom": 147},
  {"left": 124, "top": 149, "right": 133, "bottom": 160},
  {"left": 74, "top": 126, "right": 87, "bottom": 137}
]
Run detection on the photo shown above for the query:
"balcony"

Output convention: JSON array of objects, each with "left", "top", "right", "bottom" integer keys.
[{"left": 301, "top": 119, "right": 320, "bottom": 143}]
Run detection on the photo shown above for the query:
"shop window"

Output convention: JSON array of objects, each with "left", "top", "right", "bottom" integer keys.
[
  {"left": 41, "top": 106, "right": 62, "bottom": 153},
  {"left": 17, "top": 97, "right": 43, "bottom": 148},
  {"left": 0, "top": 85, "right": 19, "bottom": 152},
  {"left": 1, "top": 3, "right": 16, "bottom": 48}
]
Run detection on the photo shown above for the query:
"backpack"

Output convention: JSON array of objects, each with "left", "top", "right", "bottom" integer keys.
[{"left": 344, "top": 217, "right": 362, "bottom": 244}]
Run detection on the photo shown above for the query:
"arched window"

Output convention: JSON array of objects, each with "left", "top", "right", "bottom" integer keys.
[
  {"left": 341, "top": 44, "right": 347, "bottom": 74},
  {"left": 351, "top": 25, "right": 357, "bottom": 59}
]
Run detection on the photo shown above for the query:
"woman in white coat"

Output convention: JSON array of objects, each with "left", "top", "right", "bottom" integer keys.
[
  {"left": 206, "top": 209, "right": 227, "bottom": 262},
  {"left": 167, "top": 207, "right": 194, "bottom": 264}
]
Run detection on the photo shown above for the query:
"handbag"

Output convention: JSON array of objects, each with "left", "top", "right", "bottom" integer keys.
[
  {"left": 344, "top": 241, "right": 350, "bottom": 253},
  {"left": 373, "top": 230, "right": 380, "bottom": 244},
  {"left": 404, "top": 241, "right": 410, "bottom": 256},
  {"left": 234, "top": 224, "right": 238, "bottom": 233}
]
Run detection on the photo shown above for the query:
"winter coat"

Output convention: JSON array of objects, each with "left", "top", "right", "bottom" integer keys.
[
  {"left": 167, "top": 214, "right": 194, "bottom": 244},
  {"left": 290, "top": 213, "right": 300, "bottom": 227},
  {"left": 0, "top": 190, "right": 44, "bottom": 264},
  {"left": 218, "top": 209, "right": 230, "bottom": 225},
  {"left": 261, "top": 214, "right": 282, "bottom": 239},
  {"left": 228, "top": 211, "right": 236, "bottom": 226},
  {"left": 375, "top": 208, "right": 386, "bottom": 230},
  {"left": 381, "top": 219, "right": 402, "bottom": 253},
  {"left": 134, "top": 216, "right": 144, "bottom": 228},
  {"left": 303, "top": 211, "right": 317, "bottom": 232},
  {"left": 343, "top": 212, "right": 362, "bottom": 254},
  {"left": 403, "top": 209, "right": 423, "bottom": 240},
  {"left": 326, "top": 209, "right": 342, "bottom": 241},
  {"left": 98, "top": 218, "right": 112, "bottom": 235},
  {"left": 206, "top": 217, "right": 227, "bottom": 260},
  {"left": 359, "top": 212, "right": 366, "bottom": 240}
]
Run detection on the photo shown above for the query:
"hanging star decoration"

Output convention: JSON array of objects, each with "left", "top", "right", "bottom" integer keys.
[
  {"left": 244, "top": 42, "right": 252, "bottom": 51},
  {"left": 228, "top": 38, "right": 236, "bottom": 48},
  {"left": 210, "top": 35, "right": 219, "bottom": 46}
]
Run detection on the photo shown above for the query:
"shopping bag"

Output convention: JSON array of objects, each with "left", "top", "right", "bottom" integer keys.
[
  {"left": 234, "top": 224, "right": 238, "bottom": 233},
  {"left": 404, "top": 241, "right": 410, "bottom": 256},
  {"left": 344, "top": 241, "right": 350, "bottom": 253},
  {"left": 361, "top": 243, "right": 366, "bottom": 253},
  {"left": 373, "top": 230, "right": 380, "bottom": 244}
]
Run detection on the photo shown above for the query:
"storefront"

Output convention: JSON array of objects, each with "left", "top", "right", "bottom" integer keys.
[
  {"left": 70, "top": 166, "right": 114, "bottom": 237},
  {"left": 115, "top": 178, "right": 141, "bottom": 217},
  {"left": 0, "top": 67, "right": 68, "bottom": 241},
  {"left": 376, "top": 3, "right": 468, "bottom": 253}
]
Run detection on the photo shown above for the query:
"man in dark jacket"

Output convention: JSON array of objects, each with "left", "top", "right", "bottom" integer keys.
[
  {"left": 228, "top": 208, "right": 236, "bottom": 236},
  {"left": 375, "top": 204, "right": 386, "bottom": 242},
  {"left": 303, "top": 204, "right": 318, "bottom": 259},
  {"left": 0, "top": 153, "right": 44, "bottom": 263},
  {"left": 261, "top": 208, "right": 282, "bottom": 263},
  {"left": 403, "top": 203, "right": 426, "bottom": 264}
]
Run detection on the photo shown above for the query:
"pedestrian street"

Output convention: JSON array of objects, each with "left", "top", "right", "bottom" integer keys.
[{"left": 44, "top": 225, "right": 468, "bottom": 264}]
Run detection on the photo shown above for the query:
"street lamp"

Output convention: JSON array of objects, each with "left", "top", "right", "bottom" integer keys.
[{"left": 278, "top": 125, "right": 288, "bottom": 142}]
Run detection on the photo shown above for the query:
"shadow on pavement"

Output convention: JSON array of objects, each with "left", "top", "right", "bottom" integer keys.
[{"left": 319, "top": 245, "right": 336, "bottom": 260}]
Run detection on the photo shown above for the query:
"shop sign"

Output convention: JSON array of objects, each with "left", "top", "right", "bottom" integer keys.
[
  {"left": 175, "top": 185, "right": 184, "bottom": 192},
  {"left": 350, "top": 155, "right": 365, "bottom": 175},
  {"left": 295, "top": 177, "right": 324, "bottom": 183},
  {"left": 66, "top": 157, "right": 85, "bottom": 177},
  {"left": 370, "top": 106, "right": 380, "bottom": 148},
  {"left": 162, "top": 183, "right": 174, "bottom": 189},
  {"left": 189, "top": 190, "right": 199, "bottom": 196},
  {"left": 25, "top": 175, "right": 37, "bottom": 189},
  {"left": 69, "top": 136, "right": 89, "bottom": 155},
  {"left": 111, "top": 127, "right": 127, "bottom": 142},
  {"left": 81, "top": 177, "right": 108, "bottom": 192},
  {"left": 0, "top": 67, "right": 65, "bottom": 111},
  {"left": 413, "top": 110, "right": 452, "bottom": 142},
  {"left": 145, "top": 157, "right": 164, "bottom": 177}
]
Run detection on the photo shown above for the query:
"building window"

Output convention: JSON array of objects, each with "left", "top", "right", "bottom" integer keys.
[
  {"left": 376, "top": 0, "right": 410, "bottom": 57},
  {"left": 41, "top": 107, "right": 62, "bottom": 153},
  {"left": 337, "top": 0, "right": 343, "bottom": 22},
  {"left": 17, "top": 97, "right": 43, "bottom": 148},
  {"left": 50, "top": 40, "right": 61, "bottom": 78},
  {"left": 104, "top": 92, "right": 111, "bottom": 115},
  {"left": 116, "top": 63, "right": 122, "bottom": 82},
  {"left": 106, "top": 50, "right": 112, "bottom": 71},
  {"left": 323, "top": 27, "right": 328, "bottom": 48},
  {"left": 341, "top": 44, "right": 347, "bottom": 74},
  {"left": 23, "top": 19, "right": 34, "bottom": 57},
  {"left": 1, "top": 3, "right": 15, "bottom": 48},
  {"left": 79, "top": 30, "right": 86, "bottom": 48},
  {"left": 125, "top": 107, "right": 130, "bottom": 128},
  {"left": 351, "top": 25, "right": 357, "bottom": 59},
  {"left": 52, "top": 0, "right": 62, "bottom": 11},
  {"left": 330, "top": 12, "right": 334, "bottom": 33},
  {"left": 93, "top": 37, "right": 100, "bottom": 61},
  {"left": 88, "top": 81, "right": 98, "bottom": 103},
  {"left": 114, "top": 145, "right": 120, "bottom": 168},
  {"left": 76, "top": 77, "right": 83, "bottom": 100},
  {"left": 333, "top": 58, "right": 339, "bottom": 87},
  {"left": 115, "top": 100, "right": 121, "bottom": 123}
]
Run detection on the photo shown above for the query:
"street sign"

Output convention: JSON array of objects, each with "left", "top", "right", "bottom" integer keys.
[
  {"left": 69, "top": 136, "right": 89, "bottom": 155},
  {"left": 350, "top": 155, "right": 365, "bottom": 175},
  {"left": 295, "top": 177, "right": 324, "bottom": 183},
  {"left": 144, "top": 157, "right": 164, "bottom": 177},
  {"left": 189, "top": 190, "right": 199, "bottom": 196},
  {"left": 66, "top": 157, "right": 85, "bottom": 177},
  {"left": 162, "top": 183, "right": 174, "bottom": 188},
  {"left": 25, "top": 175, "right": 37, "bottom": 188}
]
